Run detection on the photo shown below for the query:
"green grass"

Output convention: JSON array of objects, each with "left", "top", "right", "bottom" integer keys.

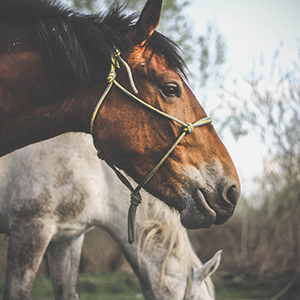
[
  {"left": 0, "top": 273, "right": 143, "bottom": 300},
  {"left": 213, "top": 274, "right": 300, "bottom": 300},
  {"left": 77, "top": 273, "right": 143, "bottom": 300},
  {"left": 216, "top": 287, "right": 273, "bottom": 299},
  {"left": 31, "top": 277, "right": 57, "bottom": 300},
  {"left": 0, "top": 273, "right": 299, "bottom": 299}
]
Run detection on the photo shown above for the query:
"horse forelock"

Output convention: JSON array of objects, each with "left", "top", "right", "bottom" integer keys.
[{"left": 0, "top": 0, "right": 187, "bottom": 86}]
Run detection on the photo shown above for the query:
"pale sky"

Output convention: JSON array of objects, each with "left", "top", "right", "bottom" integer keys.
[
  {"left": 185, "top": 0, "right": 300, "bottom": 195},
  {"left": 186, "top": 0, "right": 300, "bottom": 74}
]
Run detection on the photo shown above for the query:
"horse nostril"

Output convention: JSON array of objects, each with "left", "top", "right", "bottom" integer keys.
[{"left": 225, "top": 185, "right": 239, "bottom": 205}]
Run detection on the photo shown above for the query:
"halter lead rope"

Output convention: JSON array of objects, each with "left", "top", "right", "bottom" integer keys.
[{"left": 91, "top": 49, "right": 212, "bottom": 244}]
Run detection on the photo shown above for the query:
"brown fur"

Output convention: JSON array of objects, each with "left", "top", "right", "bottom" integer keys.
[{"left": 0, "top": 0, "right": 240, "bottom": 229}]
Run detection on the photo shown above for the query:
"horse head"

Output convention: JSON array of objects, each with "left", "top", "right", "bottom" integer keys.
[{"left": 92, "top": 0, "right": 240, "bottom": 231}]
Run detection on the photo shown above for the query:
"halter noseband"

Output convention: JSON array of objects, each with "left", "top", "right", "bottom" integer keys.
[{"left": 91, "top": 49, "right": 212, "bottom": 244}]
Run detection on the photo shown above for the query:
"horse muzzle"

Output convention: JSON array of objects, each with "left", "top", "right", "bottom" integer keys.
[{"left": 179, "top": 169, "right": 240, "bottom": 229}]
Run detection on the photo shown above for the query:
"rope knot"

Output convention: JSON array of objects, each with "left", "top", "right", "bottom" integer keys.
[
  {"left": 184, "top": 123, "right": 194, "bottom": 134},
  {"left": 130, "top": 191, "right": 142, "bottom": 207},
  {"left": 107, "top": 71, "right": 116, "bottom": 83},
  {"left": 114, "top": 49, "right": 121, "bottom": 58},
  {"left": 128, "top": 191, "right": 142, "bottom": 244}
]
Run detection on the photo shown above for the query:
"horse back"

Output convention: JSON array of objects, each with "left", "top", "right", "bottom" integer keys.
[{"left": 0, "top": 134, "right": 110, "bottom": 238}]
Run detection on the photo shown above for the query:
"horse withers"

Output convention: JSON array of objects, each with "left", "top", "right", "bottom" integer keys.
[{"left": 0, "top": 0, "right": 240, "bottom": 232}]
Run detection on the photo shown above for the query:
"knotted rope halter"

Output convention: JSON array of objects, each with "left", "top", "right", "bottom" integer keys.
[{"left": 90, "top": 49, "right": 212, "bottom": 244}]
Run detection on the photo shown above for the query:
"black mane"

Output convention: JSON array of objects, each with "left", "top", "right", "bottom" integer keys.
[{"left": 1, "top": 0, "right": 186, "bottom": 85}]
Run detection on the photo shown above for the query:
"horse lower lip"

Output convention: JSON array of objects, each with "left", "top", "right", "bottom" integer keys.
[
  {"left": 213, "top": 209, "right": 234, "bottom": 224},
  {"left": 195, "top": 189, "right": 216, "bottom": 219},
  {"left": 180, "top": 189, "right": 216, "bottom": 229}
]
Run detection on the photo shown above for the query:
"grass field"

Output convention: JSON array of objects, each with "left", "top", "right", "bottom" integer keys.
[
  {"left": 0, "top": 273, "right": 299, "bottom": 299},
  {"left": 0, "top": 273, "right": 143, "bottom": 300}
]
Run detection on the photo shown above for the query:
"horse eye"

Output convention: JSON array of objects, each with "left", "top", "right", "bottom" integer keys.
[{"left": 161, "top": 84, "right": 181, "bottom": 98}]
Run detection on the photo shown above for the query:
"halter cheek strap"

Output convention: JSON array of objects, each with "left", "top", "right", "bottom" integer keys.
[{"left": 91, "top": 49, "right": 212, "bottom": 244}]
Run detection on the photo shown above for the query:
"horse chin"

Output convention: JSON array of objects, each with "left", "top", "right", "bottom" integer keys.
[{"left": 179, "top": 189, "right": 216, "bottom": 229}]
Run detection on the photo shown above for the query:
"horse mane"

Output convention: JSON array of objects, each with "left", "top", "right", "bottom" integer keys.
[
  {"left": 139, "top": 194, "right": 215, "bottom": 296},
  {"left": 1, "top": 0, "right": 187, "bottom": 86}
]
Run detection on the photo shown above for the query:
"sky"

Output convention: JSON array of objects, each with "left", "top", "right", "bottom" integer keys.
[
  {"left": 186, "top": 0, "right": 300, "bottom": 76},
  {"left": 184, "top": 0, "right": 300, "bottom": 196}
]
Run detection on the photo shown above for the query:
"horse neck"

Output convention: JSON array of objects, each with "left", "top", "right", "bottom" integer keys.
[
  {"left": 140, "top": 196, "right": 204, "bottom": 299},
  {"left": 0, "top": 51, "right": 103, "bottom": 157}
]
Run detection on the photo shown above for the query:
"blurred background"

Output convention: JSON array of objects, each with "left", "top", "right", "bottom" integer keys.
[{"left": 0, "top": 0, "right": 299, "bottom": 298}]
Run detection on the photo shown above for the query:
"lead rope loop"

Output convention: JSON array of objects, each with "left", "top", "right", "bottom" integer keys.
[
  {"left": 128, "top": 191, "right": 142, "bottom": 244},
  {"left": 95, "top": 145, "right": 142, "bottom": 244},
  {"left": 91, "top": 49, "right": 212, "bottom": 244}
]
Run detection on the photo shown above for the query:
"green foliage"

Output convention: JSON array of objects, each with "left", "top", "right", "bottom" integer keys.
[
  {"left": 72, "top": 0, "right": 96, "bottom": 10},
  {"left": 159, "top": 0, "right": 194, "bottom": 64}
]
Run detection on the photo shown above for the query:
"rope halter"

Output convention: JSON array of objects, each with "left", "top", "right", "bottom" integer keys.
[{"left": 91, "top": 49, "right": 212, "bottom": 244}]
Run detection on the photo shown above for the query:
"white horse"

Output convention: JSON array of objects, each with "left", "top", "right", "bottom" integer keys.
[{"left": 0, "top": 134, "right": 221, "bottom": 300}]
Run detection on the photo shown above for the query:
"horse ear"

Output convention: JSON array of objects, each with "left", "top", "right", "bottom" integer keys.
[
  {"left": 135, "top": 0, "right": 162, "bottom": 46},
  {"left": 194, "top": 250, "right": 222, "bottom": 282}
]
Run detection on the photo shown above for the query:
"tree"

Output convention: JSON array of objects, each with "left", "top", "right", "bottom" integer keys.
[
  {"left": 224, "top": 47, "right": 300, "bottom": 279},
  {"left": 197, "top": 23, "right": 226, "bottom": 89}
]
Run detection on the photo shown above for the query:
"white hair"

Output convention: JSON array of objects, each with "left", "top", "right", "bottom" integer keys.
[{"left": 138, "top": 193, "right": 215, "bottom": 297}]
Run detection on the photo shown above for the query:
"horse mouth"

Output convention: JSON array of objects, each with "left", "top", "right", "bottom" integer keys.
[
  {"left": 179, "top": 185, "right": 237, "bottom": 229},
  {"left": 179, "top": 189, "right": 217, "bottom": 229}
]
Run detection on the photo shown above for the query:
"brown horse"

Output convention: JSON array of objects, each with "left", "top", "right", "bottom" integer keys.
[{"left": 0, "top": 0, "right": 240, "bottom": 232}]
